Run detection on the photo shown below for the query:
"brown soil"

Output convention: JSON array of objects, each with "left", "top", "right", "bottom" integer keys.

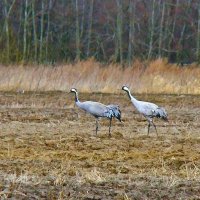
[{"left": 0, "top": 92, "right": 199, "bottom": 199}]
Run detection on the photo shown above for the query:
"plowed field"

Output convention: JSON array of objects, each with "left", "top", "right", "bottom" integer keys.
[{"left": 0, "top": 92, "right": 199, "bottom": 199}]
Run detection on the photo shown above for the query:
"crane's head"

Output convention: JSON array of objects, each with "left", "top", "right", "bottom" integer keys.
[
  {"left": 122, "top": 85, "right": 129, "bottom": 92},
  {"left": 70, "top": 88, "right": 77, "bottom": 93},
  {"left": 70, "top": 88, "right": 79, "bottom": 102}
]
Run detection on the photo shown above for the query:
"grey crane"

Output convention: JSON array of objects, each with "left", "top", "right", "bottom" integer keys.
[
  {"left": 122, "top": 86, "right": 168, "bottom": 136},
  {"left": 70, "top": 88, "right": 121, "bottom": 136}
]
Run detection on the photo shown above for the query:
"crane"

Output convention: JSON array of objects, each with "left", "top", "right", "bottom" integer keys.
[
  {"left": 122, "top": 86, "right": 168, "bottom": 136},
  {"left": 70, "top": 88, "right": 121, "bottom": 136}
]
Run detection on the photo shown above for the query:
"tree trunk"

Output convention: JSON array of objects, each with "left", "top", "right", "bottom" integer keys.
[
  {"left": 4, "top": 15, "right": 10, "bottom": 62},
  {"left": 32, "top": 0, "right": 37, "bottom": 62},
  {"left": 158, "top": 2, "right": 165, "bottom": 58},
  {"left": 39, "top": 0, "right": 44, "bottom": 62},
  {"left": 80, "top": 0, "right": 85, "bottom": 38},
  {"left": 197, "top": 2, "right": 200, "bottom": 63},
  {"left": 148, "top": 0, "right": 155, "bottom": 60},
  {"left": 75, "top": 0, "right": 80, "bottom": 61},
  {"left": 86, "top": 0, "right": 94, "bottom": 57},
  {"left": 23, "top": 0, "right": 28, "bottom": 62},
  {"left": 3, "top": 0, "right": 16, "bottom": 62},
  {"left": 163, "top": 3, "right": 170, "bottom": 55},
  {"left": 116, "top": 0, "right": 123, "bottom": 65},
  {"left": 17, "top": 3, "right": 23, "bottom": 62},
  {"left": 45, "top": 0, "right": 52, "bottom": 62},
  {"left": 127, "top": 0, "right": 136, "bottom": 65},
  {"left": 168, "top": 0, "right": 179, "bottom": 52}
]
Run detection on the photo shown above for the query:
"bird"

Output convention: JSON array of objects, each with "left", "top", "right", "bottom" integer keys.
[
  {"left": 122, "top": 86, "right": 168, "bottom": 136},
  {"left": 70, "top": 88, "right": 121, "bottom": 136},
  {"left": 16, "top": 89, "right": 25, "bottom": 94}
]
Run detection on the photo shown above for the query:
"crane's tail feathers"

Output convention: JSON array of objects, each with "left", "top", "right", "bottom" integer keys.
[
  {"left": 155, "top": 107, "right": 168, "bottom": 122},
  {"left": 106, "top": 104, "right": 121, "bottom": 122}
]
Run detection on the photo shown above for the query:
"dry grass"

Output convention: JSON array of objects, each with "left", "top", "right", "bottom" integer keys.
[
  {"left": 1, "top": 58, "right": 200, "bottom": 94},
  {"left": 0, "top": 92, "right": 199, "bottom": 199}
]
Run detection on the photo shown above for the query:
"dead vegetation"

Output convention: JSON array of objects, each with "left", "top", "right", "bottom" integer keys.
[
  {"left": 0, "top": 92, "right": 199, "bottom": 199},
  {"left": 0, "top": 58, "right": 200, "bottom": 94}
]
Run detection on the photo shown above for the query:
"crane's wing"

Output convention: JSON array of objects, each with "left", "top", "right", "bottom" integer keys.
[
  {"left": 140, "top": 101, "right": 168, "bottom": 121},
  {"left": 138, "top": 101, "right": 158, "bottom": 116},
  {"left": 77, "top": 101, "right": 107, "bottom": 117},
  {"left": 76, "top": 101, "right": 121, "bottom": 121},
  {"left": 106, "top": 104, "right": 121, "bottom": 121},
  {"left": 153, "top": 107, "right": 168, "bottom": 121}
]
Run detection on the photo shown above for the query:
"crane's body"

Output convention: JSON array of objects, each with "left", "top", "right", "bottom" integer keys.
[
  {"left": 70, "top": 88, "right": 121, "bottom": 136},
  {"left": 122, "top": 86, "right": 168, "bottom": 136},
  {"left": 76, "top": 101, "right": 119, "bottom": 119}
]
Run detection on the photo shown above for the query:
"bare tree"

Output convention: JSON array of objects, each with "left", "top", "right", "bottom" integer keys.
[
  {"left": 75, "top": 0, "right": 80, "bottom": 61},
  {"left": 148, "top": 0, "right": 156, "bottom": 59},
  {"left": 23, "top": 0, "right": 28, "bottom": 62},
  {"left": 168, "top": 0, "right": 179, "bottom": 51},
  {"left": 158, "top": 1, "right": 165, "bottom": 58},
  {"left": 197, "top": 1, "right": 200, "bottom": 63},
  {"left": 32, "top": 0, "right": 38, "bottom": 62},
  {"left": 45, "top": 0, "right": 52, "bottom": 61},
  {"left": 115, "top": 0, "right": 123, "bottom": 64},
  {"left": 39, "top": 0, "right": 45, "bottom": 62},
  {"left": 86, "top": 0, "right": 94, "bottom": 57},
  {"left": 80, "top": 0, "right": 85, "bottom": 38},
  {"left": 127, "top": 0, "right": 136, "bottom": 65},
  {"left": 3, "top": 0, "right": 16, "bottom": 62}
]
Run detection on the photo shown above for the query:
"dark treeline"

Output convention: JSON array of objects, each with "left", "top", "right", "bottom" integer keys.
[{"left": 0, "top": 0, "right": 200, "bottom": 64}]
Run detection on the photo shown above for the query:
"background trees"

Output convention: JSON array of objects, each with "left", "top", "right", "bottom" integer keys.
[{"left": 0, "top": 0, "right": 199, "bottom": 64}]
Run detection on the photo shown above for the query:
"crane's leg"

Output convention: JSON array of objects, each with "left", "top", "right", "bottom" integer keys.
[
  {"left": 152, "top": 121, "right": 158, "bottom": 137},
  {"left": 95, "top": 118, "right": 99, "bottom": 135},
  {"left": 147, "top": 117, "right": 152, "bottom": 136},
  {"left": 147, "top": 122, "right": 151, "bottom": 136},
  {"left": 108, "top": 118, "right": 112, "bottom": 136}
]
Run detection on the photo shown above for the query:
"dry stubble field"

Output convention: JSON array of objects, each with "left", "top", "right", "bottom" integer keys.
[{"left": 0, "top": 91, "right": 199, "bottom": 199}]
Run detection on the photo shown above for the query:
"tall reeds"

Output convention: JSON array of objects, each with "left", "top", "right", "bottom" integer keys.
[{"left": 0, "top": 59, "right": 199, "bottom": 94}]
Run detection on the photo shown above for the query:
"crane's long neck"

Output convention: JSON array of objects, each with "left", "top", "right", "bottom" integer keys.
[
  {"left": 126, "top": 90, "right": 132, "bottom": 100},
  {"left": 127, "top": 90, "right": 138, "bottom": 106},
  {"left": 74, "top": 91, "right": 79, "bottom": 102}
]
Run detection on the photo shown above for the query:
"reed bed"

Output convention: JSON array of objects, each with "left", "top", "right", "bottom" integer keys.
[{"left": 0, "top": 58, "right": 200, "bottom": 94}]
